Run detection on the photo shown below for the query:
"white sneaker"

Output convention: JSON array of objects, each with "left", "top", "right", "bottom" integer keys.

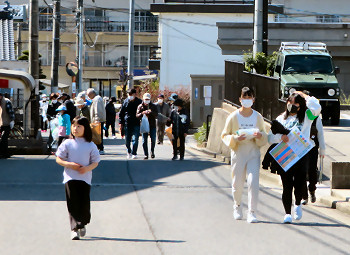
[
  {"left": 99, "top": 150, "right": 105, "bottom": 155},
  {"left": 247, "top": 211, "right": 258, "bottom": 223},
  {"left": 112, "top": 136, "right": 116, "bottom": 139},
  {"left": 301, "top": 198, "right": 308, "bottom": 205},
  {"left": 233, "top": 206, "right": 243, "bottom": 220},
  {"left": 79, "top": 227, "right": 86, "bottom": 237},
  {"left": 71, "top": 230, "right": 80, "bottom": 240},
  {"left": 283, "top": 214, "right": 292, "bottom": 224},
  {"left": 127, "top": 153, "right": 132, "bottom": 159},
  {"left": 132, "top": 155, "right": 137, "bottom": 159},
  {"left": 294, "top": 205, "right": 302, "bottom": 220}
]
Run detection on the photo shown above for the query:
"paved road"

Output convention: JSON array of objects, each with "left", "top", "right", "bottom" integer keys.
[{"left": 0, "top": 137, "right": 350, "bottom": 255}]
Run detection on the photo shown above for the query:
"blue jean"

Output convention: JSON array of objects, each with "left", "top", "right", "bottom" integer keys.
[
  {"left": 142, "top": 127, "right": 156, "bottom": 156},
  {"left": 125, "top": 125, "right": 140, "bottom": 155}
]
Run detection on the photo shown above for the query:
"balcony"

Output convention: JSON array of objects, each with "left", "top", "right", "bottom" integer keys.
[{"left": 21, "top": 14, "right": 158, "bottom": 33}]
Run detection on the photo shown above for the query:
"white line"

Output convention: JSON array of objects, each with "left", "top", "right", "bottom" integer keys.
[{"left": 341, "top": 114, "right": 350, "bottom": 119}]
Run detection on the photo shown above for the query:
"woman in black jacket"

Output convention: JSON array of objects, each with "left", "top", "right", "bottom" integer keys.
[{"left": 105, "top": 97, "right": 117, "bottom": 138}]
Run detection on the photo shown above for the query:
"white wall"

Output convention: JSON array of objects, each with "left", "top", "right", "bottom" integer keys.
[{"left": 158, "top": 13, "right": 252, "bottom": 90}]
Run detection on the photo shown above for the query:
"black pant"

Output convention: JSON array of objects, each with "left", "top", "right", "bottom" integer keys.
[
  {"left": 65, "top": 180, "right": 91, "bottom": 231},
  {"left": 279, "top": 154, "right": 308, "bottom": 214},
  {"left": 98, "top": 122, "right": 104, "bottom": 151},
  {"left": 58, "top": 136, "right": 66, "bottom": 147},
  {"left": 173, "top": 134, "right": 185, "bottom": 158},
  {"left": 302, "top": 146, "right": 318, "bottom": 199},
  {"left": 0, "top": 125, "right": 10, "bottom": 157},
  {"left": 40, "top": 116, "right": 47, "bottom": 131},
  {"left": 105, "top": 121, "right": 115, "bottom": 137}
]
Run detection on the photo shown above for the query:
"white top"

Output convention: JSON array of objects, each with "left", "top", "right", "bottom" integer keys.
[
  {"left": 314, "top": 117, "right": 326, "bottom": 156},
  {"left": 56, "top": 137, "right": 100, "bottom": 185},
  {"left": 268, "top": 96, "right": 322, "bottom": 146},
  {"left": 236, "top": 110, "right": 259, "bottom": 143}
]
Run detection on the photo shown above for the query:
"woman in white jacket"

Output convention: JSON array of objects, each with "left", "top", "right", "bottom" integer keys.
[
  {"left": 221, "top": 87, "right": 268, "bottom": 223},
  {"left": 268, "top": 91, "right": 321, "bottom": 223}
]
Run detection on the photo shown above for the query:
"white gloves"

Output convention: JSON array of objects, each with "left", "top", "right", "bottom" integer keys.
[{"left": 10, "top": 121, "right": 14, "bottom": 129}]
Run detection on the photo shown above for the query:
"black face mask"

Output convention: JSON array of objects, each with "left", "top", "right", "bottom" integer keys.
[{"left": 287, "top": 104, "right": 299, "bottom": 114}]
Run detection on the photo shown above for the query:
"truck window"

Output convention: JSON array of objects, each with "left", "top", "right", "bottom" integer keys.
[{"left": 283, "top": 55, "right": 333, "bottom": 74}]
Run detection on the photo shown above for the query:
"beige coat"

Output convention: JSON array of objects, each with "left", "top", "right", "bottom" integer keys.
[{"left": 221, "top": 109, "right": 268, "bottom": 152}]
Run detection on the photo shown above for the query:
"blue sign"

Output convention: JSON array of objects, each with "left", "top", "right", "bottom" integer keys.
[{"left": 195, "top": 88, "right": 198, "bottom": 99}]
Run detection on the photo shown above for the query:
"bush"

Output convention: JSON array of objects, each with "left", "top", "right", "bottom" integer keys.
[
  {"left": 194, "top": 122, "right": 210, "bottom": 145},
  {"left": 243, "top": 51, "right": 278, "bottom": 76},
  {"left": 340, "top": 91, "right": 350, "bottom": 105}
]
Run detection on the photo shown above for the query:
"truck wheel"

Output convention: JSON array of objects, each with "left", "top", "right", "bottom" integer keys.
[{"left": 331, "top": 101, "right": 340, "bottom": 125}]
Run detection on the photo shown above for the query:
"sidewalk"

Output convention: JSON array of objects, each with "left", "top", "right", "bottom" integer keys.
[{"left": 186, "top": 135, "right": 350, "bottom": 216}]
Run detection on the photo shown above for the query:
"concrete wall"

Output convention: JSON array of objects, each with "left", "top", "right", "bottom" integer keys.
[{"left": 331, "top": 162, "right": 350, "bottom": 189}]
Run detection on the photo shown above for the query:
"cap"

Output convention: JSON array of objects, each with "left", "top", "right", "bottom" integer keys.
[
  {"left": 169, "top": 93, "right": 178, "bottom": 101},
  {"left": 158, "top": 94, "right": 164, "bottom": 98},
  {"left": 143, "top": 93, "right": 151, "bottom": 100},
  {"left": 74, "top": 98, "right": 85, "bottom": 106},
  {"left": 56, "top": 105, "right": 67, "bottom": 111}
]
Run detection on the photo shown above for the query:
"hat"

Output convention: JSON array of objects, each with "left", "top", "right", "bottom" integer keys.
[
  {"left": 56, "top": 105, "right": 67, "bottom": 111},
  {"left": 173, "top": 98, "right": 184, "bottom": 107},
  {"left": 143, "top": 93, "right": 151, "bottom": 100},
  {"left": 41, "top": 94, "right": 47, "bottom": 98},
  {"left": 158, "top": 94, "right": 164, "bottom": 98},
  {"left": 169, "top": 93, "right": 178, "bottom": 101},
  {"left": 74, "top": 98, "right": 85, "bottom": 106}
]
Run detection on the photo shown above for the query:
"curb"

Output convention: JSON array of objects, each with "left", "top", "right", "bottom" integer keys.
[{"left": 340, "top": 105, "right": 350, "bottom": 110}]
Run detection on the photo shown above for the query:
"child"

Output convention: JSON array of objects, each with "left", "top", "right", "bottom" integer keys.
[
  {"left": 166, "top": 99, "right": 190, "bottom": 160},
  {"left": 56, "top": 105, "right": 71, "bottom": 147},
  {"left": 268, "top": 91, "right": 321, "bottom": 223},
  {"left": 221, "top": 87, "right": 268, "bottom": 223},
  {"left": 56, "top": 116, "right": 100, "bottom": 240}
]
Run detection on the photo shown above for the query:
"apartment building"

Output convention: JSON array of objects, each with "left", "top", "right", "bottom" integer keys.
[{"left": 10, "top": 0, "right": 161, "bottom": 97}]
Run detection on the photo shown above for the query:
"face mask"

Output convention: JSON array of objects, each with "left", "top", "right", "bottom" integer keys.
[
  {"left": 241, "top": 99, "right": 253, "bottom": 108},
  {"left": 52, "top": 100, "right": 57, "bottom": 104},
  {"left": 128, "top": 95, "right": 135, "bottom": 101},
  {"left": 174, "top": 106, "right": 179, "bottom": 111},
  {"left": 144, "top": 99, "right": 150, "bottom": 104},
  {"left": 158, "top": 99, "right": 163, "bottom": 104},
  {"left": 287, "top": 104, "right": 299, "bottom": 114}
]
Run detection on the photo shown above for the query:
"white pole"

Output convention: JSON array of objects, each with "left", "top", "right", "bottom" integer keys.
[
  {"left": 127, "top": 0, "right": 135, "bottom": 89},
  {"left": 253, "top": 0, "right": 263, "bottom": 57}
]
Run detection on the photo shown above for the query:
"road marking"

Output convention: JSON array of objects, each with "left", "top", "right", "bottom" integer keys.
[{"left": 341, "top": 113, "right": 350, "bottom": 119}]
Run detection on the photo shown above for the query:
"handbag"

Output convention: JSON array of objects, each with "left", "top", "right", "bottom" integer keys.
[
  {"left": 91, "top": 123, "right": 102, "bottom": 145},
  {"left": 140, "top": 114, "right": 150, "bottom": 134}
]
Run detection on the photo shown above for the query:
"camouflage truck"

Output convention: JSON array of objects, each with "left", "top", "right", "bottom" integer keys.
[{"left": 273, "top": 42, "right": 340, "bottom": 125}]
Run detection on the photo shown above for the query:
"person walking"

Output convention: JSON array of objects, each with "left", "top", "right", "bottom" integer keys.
[
  {"left": 156, "top": 94, "right": 171, "bottom": 144},
  {"left": 47, "top": 93, "right": 61, "bottom": 120},
  {"left": 56, "top": 105, "right": 71, "bottom": 147},
  {"left": 167, "top": 98, "right": 190, "bottom": 161},
  {"left": 136, "top": 93, "right": 158, "bottom": 159},
  {"left": 105, "top": 97, "right": 117, "bottom": 139},
  {"left": 301, "top": 116, "right": 326, "bottom": 204},
  {"left": 40, "top": 94, "right": 49, "bottom": 132},
  {"left": 221, "top": 87, "right": 268, "bottom": 223},
  {"left": 75, "top": 98, "right": 91, "bottom": 123},
  {"left": 0, "top": 92, "right": 15, "bottom": 159},
  {"left": 87, "top": 88, "right": 106, "bottom": 155},
  {"left": 60, "top": 93, "right": 76, "bottom": 122},
  {"left": 55, "top": 116, "right": 100, "bottom": 240},
  {"left": 119, "top": 88, "right": 142, "bottom": 159},
  {"left": 268, "top": 91, "right": 321, "bottom": 223}
]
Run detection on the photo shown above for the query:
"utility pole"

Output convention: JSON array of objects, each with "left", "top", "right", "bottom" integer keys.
[
  {"left": 51, "top": 0, "right": 61, "bottom": 93},
  {"left": 262, "top": 0, "right": 268, "bottom": 55},
  {"left": 29, "top": 0, "right": 39, "bottom": 137},
  {"left": 127, "top": 0, "right": 135, "bottom": 88},
  {"left": 16, "top": 23, "right": 22, "bottom": 59},
  {"left": 253, "top": 0, "right": 263, "bottom": 57},
  {"left": 76, "top": 0, "right": 83, "bottom": 93}
]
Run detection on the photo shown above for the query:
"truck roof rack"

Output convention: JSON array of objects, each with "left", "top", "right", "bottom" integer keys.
[{"left": 280, "top": 42, "right": 328, "bottom": 52}]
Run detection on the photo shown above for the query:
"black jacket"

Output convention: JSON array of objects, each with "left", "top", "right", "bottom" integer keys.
[
  {"left": 167, "top": 108, "right": 190, "bottom": 136},
  {"left": 105, "top": 102, "right": 116, "bottom": 123},
  {"left": 119, "top": 97, "right": 143, "bottom": 127},
  {"left": 47, "top": 102, "right": 61, "bottom": 119},
  {"left": 64, "top": 99, "right": 76, "bottom": 122}
]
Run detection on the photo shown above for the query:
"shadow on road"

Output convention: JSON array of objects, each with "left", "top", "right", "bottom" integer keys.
[
  {"left": 82, "top": 236, "right": 185, "bottom": 243},
  {"left": 0, "top": 157, "right": 225, "bottom": 201}
]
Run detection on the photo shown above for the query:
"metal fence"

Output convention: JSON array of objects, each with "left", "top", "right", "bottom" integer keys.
[{"left": 224, "top": 60, "right": 286, "bottom": 121}]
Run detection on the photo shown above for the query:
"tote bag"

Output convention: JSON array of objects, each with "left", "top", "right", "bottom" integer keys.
[
  {"left": 91, "top": 123, "right": 102, "bottom": 145},
  {"left": 140, "top": 114, "right": 150, "bottom": 134}
]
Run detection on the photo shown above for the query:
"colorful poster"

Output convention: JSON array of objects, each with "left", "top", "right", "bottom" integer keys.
[{"left": 269, "top": 127, "right": 314, "bottom": 171}]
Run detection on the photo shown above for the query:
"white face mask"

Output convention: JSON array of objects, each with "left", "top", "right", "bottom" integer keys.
[
  {"left": 241, "top": 99, "right": 253, "bottom": 108},
  {"left": 158, "top": 99, "right": 163, "bottom": 104},
  {"left": 128, "top": 95, "right": 135, "bottom": 101},
  {"left": 144, "top": 99, "right": 150, "bottom": 104},
  {"left": 174, "top": 106, "right": 179, "bottom": 111},
  {"left": 52, "top": 100, "right": 57, "bottom": 104}
]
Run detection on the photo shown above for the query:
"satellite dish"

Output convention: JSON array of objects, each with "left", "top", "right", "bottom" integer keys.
[{"left": 66, "top": 62, "right": 78, "bottom": 77}]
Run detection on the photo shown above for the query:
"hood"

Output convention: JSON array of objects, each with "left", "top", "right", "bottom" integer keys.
[{"left": 281, "top": 73, "right": 338, "bottom": 87}]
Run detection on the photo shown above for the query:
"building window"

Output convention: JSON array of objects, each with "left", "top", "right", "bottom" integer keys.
[
  {"left": 134, "top": 45, "right": 150, "bottom": 67},
  {"left": 85, "top": 45, "right": 103, "bottom": 67},
  {"left": 135, "top": 11, "right": 158, "bottom": 32}
]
